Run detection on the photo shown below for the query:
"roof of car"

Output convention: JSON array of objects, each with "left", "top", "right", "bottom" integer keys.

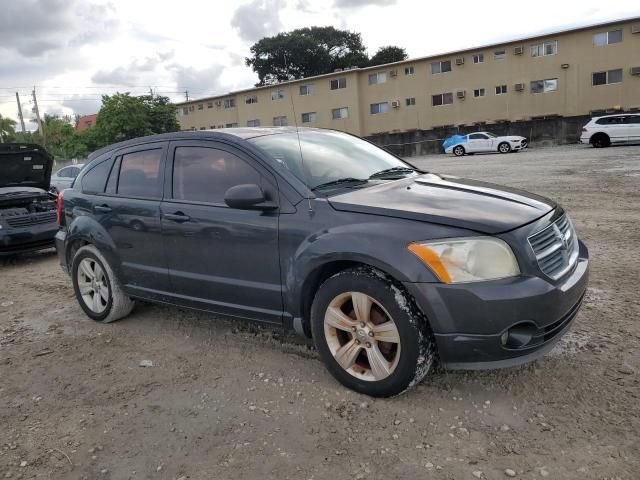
[{"left": 87, "top": 127, "right": 326, "bottom": 160}]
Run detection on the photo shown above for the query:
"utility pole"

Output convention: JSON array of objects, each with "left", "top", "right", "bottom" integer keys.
[
  {"left": 31, "top": 87, "right": 45, "bottom": 141},
  {"left": 15, "top": 92, "right": 26, "bottom": 133},
  {"left": 184, "top": 90, "right": 189, "bottom": 102}
]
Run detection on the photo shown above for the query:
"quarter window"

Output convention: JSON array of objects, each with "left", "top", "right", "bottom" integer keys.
[
  {"left": 172, "top": 147, "right": 261, "bottom": 205},
  {"left": 330, "top": 78, "right": 347, "bottom": 90},
  {"left": 223, "top": 98, "right": 235, "bottom": 109},
  {"left": 431, "top": 60, "right": 451, "bottom": 74},
  {"left": 593, "top": 29, "right": 622, "bottom": 46},
  {"left": 81, "top": 159, "right": 113, "bottom": 195},
  {"left": 273, "top": 116, "right": 288, "bottom": 126},
  {"left": 432, "top": 93, "right": 453, "bottom": 106},
  {"left": 301, "top": 112, "right": 317, "bottom": 123},
  {"left": 332, "top": 107, "right": 348, "bottom": 119},
  {"left": 370, "top": 102, "right": 389, "bottom": 115},
  {"left": 245, "top": 95, "right": 258, "bottom": 104},
  {"left": 117, "top": 149, "right": 162, "bottom": 198},
  {"left": 530, "top": 78, "right": 558, "bottom": 94},
  {"left": 368, "top": 72, "right": 387, "bottom": 85},
  {"left": 531, "top": 40, "right": 557, "bottom": 57},
  {"left": 299, "top": 85, "right": 314, "bottom": 95},
  {"left": 271, "top": 89, "right": 285, "bottom": 101},
  {"left": 404, "top": 66, "right": 414, "bottom": 75},
  {"left": 495, "top": 85, "right": 507, "bottom": 95},
  {"left": 474, "top": 88, "right": 485, "bottom": 98},
  {"left": 473, "top": 53, "right": 484, "bottom": 64},
  {"left": 592, "top": 69, "right": 623, "bottom": 86},
  {"left": 247, "top": 119, "right": 260, "bottom": 127}
]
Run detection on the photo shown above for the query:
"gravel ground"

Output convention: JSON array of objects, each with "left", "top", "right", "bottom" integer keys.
[{"left": 1, "top": 144, "right": 639, "bottom": 480}]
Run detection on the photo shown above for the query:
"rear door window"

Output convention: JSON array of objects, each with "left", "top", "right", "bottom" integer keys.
[
  {"left": 117, "top": 149, "right": 163, "bottom": 198},
  {"left": 172, "top": 147, "right": 261, "bottom": 204}
]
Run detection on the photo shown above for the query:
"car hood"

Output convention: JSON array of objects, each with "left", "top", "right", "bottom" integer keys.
[
  {"left": 327, "top": 173, "right": 555, "bottom": 234},
  {"left": 0, "top": 144, "right": 54, "bottom": 190}
]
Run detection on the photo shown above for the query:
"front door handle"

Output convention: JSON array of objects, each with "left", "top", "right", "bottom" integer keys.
[
  {"left": 94, "top": 204, "right": 112, "bottom": 213},
  {"left": 163, "top": 212, "right": 191, "bottom": 223}
]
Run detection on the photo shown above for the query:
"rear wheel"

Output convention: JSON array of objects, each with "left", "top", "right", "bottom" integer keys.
[
  {"left": 311, "top": 268, "right": 435, "bottom": 397},
  {"left": 453, "top": 145, "right": 465, "bottom": 156},
  {"left": 498, "top": 142, "right": 511, "bottom": 154},
  {"left": 591, "top": 133, "right": 610, "bottom": 148},
  {"left": 71, "top": 245, "right": 134, "bottom": 323}
]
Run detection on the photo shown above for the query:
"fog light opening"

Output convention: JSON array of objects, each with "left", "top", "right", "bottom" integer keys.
[{"left": 500, "top": 323, "right": 537, "bottom": 349}]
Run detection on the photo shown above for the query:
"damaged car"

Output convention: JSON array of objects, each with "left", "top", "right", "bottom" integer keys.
[
  {"left": 0, "top": 143, "right": 58, "bottom": 256},
  {"left": 55, "top": 128, "right": 588, "bottom": 397}
]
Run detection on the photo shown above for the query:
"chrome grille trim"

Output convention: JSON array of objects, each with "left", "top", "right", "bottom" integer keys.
[{"left": 528, "top": 214, "right": 579, "bottom": 280}]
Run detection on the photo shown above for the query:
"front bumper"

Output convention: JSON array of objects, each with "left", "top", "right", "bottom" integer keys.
[
  {"left": 0, "top": 222, "right": 57, "bottom": 256},
  {"left": 404, "top": 240, "right": 589, "bottom": 370}
]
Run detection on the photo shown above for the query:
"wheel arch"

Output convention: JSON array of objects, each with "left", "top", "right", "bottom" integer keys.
[{"left": 65, "top": 215, "right": 122, "bottom": 279}]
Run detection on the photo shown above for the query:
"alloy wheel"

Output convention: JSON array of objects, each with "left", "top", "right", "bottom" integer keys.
[
  {"left": 324, "top": 291, "right": 401, "bottom": 381},
  {"left": 77, "top": 258, "right": 109, "bottom": 314}
]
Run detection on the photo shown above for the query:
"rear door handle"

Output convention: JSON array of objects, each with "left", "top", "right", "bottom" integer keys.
[
  {"left": 94, "top": 204, "right": 112, "bottom": 213},
  {"left": 163, "top": 212, "right": 191, "bottom": 223}
]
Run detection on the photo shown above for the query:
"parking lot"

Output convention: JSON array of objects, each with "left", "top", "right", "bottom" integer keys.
[{"left": 1, "top": 144, "right": 639, "bottom": 480}]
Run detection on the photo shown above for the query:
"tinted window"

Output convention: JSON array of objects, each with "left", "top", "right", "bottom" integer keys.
[
  {"left": 117, "top": 149, "right": 162, "bottom": 198},
  {"left": 626, "top": 115, "right": 640, "bottom": 124},
  {"left": 469, "top": 134, "right": 487, "bottom": 139},
  {"left": 81, "top": 159, "right": 114, "bottom": 194},
  {"left": 172, "top": 147, "right": 261, "bottom": 204}
]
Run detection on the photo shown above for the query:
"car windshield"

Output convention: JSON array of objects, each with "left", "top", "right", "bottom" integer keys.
[
  {"left": 485, "top": 132, "right": 497, "bottom": 138},
  {"left": 248, "top": 130, "right": 416, "bottom": 190}
]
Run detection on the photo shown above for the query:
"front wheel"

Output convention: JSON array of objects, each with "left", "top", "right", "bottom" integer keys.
[
  {"left": 311, "top": 268, "right": 435, "bottom": 397},
  {"left": 453, "top": 145, "right": 465, "bottom": 156},
  {"left": 71, "top": 245, "right": 135, "bottom": 323},
  {"left": 498, "top": 142, "right": 511, "bottom": 154}
]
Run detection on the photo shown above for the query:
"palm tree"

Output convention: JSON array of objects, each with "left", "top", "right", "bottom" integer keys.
[{"left": 0, "top": 114, "right": 17, "bottom": 143}]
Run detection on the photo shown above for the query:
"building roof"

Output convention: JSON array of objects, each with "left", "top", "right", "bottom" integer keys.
[
  {"left": 176, "top": 16, "right": 640, "bottom": 106},
  {"left": 76, "top": 113, "right": 98, "bottom": 133}
]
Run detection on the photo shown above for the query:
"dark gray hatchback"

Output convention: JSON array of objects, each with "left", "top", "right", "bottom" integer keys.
[{"left": 55, "top": 128, "right": 588, "bottom": 397}]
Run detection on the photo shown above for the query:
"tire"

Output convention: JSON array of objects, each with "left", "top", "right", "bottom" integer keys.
[
  {"left": 453, "top": 145, "right": 465, "bottom": 157},
  {"left": 71, "top": 245, "right": 134, "bottom": 323},
  {"left": 310, "top": 267, "right": 435, "bottom": 397},
  {"left": 498, "top": 142, "right": 511, "bottom": 154},
  {"left": 591, "top": 133, "right": 610, "bottom": 148}
]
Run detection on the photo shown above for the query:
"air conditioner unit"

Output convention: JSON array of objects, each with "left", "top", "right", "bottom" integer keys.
[
  {"left": 455, "top": 57, "right": 464, "bottom": 65},
  {"left": 514, "top": 46, "right": 524, "bottom": 55},
  {"left": 515, "top": 83, "right": 525, "bottom": 91},
  {"left": 630, "top": 66, "right": 640, "bottom": 76},
  {"left": 631, "top": 24, "right": 640, "bottom": 34},
  {"left": 391, "top": 100, "right": 401, "bottom": 108},
  {"left": 456, "top": 90, "right": 466, "bottom": 99},
  {"left": 389, "top": 69, "right": 398, "bottom": 77}
]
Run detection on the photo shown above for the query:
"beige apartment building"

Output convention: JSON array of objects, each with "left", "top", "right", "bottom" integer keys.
[{"left": 176, "top": 18, "right": 640, "bottom": 137}]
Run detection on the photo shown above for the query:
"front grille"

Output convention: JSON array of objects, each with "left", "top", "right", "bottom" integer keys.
[
  {"left": 5, "top": 211, "right": 56, "bottom": 228},
  {"left": 528, "top": 214, "right": 579, "bottom": 280}
]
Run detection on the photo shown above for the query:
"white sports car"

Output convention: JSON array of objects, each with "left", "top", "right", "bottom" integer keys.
[{"left": 443, "top": 132, "right": 528, "bottom": 156}]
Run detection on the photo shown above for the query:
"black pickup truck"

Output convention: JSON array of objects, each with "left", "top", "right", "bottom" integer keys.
[{"left": 0, "top": 143, "right": 58, "bottom": 255}]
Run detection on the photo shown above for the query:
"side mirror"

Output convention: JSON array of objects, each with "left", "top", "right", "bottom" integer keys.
[{"left": 224, "top": 184, "right": 276, "bottom": 210}]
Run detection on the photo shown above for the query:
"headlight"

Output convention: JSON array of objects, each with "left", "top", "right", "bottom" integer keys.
[{"left": 408, "top": 237, "right": 520, "bottom": 283}]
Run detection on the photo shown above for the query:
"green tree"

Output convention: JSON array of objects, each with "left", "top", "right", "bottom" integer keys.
[
  {"left": 142, "top": 94, "right": 180, "bottom": 134},
  {"left": 246, "top": 26, "right": 369, "bottom": 85},
  {"left": 0, "top": 114, "right": 17, "bottom": 143},
  {"left": 369, "top": 46, "right": 408, "bottom": 66}
]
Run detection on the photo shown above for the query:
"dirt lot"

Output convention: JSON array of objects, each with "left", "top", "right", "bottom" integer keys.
[{"left": 1, "top": 144, "right": 639, "bottom": 480}]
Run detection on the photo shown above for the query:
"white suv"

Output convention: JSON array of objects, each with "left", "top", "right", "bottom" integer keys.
[{"left": 580, "top": 113, "right": 640, "bottom": 147}]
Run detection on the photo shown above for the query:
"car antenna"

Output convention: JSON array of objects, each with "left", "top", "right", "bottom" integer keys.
[{"left": 284, "top": 51, "right": 313, "bottom": 214}]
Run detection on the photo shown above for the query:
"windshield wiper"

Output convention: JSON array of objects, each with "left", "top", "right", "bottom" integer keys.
[
  {"left": 312, "top": 177, "right": 368, "bottom": 191},
  {"left": 368, "top": 166, "right": 420, "bottom": 179}
]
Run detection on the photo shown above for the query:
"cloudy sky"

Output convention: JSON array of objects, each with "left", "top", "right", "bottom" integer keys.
[{"left": 1, "top": 0, "right": 639, "bottom": 130}]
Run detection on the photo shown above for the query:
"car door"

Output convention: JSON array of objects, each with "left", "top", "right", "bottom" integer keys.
[
  {"left": 467, "top": 133, "right": 491, "bottom": 152},
  {"left": 160, "top": 140, "right": 282, "bottom": 324},
  {"left": 97, "top": 142, "right": 170, "bottom": 295},
  {"left": 623, "top": 115, "right": 640, "bottom": 143},
  {"left": 604, "top": 116, "right": 627, "bottom": 143}
]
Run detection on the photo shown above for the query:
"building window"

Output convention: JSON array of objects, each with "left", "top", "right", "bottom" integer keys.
[
  {"left": 530, "top": 78, "right": 558, "bottom": 94},
  {"left": 299, "top": 84, "right": 314, "bottom": 96},
  {"left": 531, "top": 40, "right": 557, "bottom": 57},
  {"left": 404, "top": 66, "right": 414, "bottom": 75},
  {"left": 224, "top": 98, "right": 235, "bottom": 109},
  {"left": 245, "top": 95, "right": 258, "bottom": 104},
  {"left": 301, "top": 112, "right": 317, "bottom": 123},
  {"left": 473, "top": 88, "right": 485, "bottom": 98},
  {"left": 494, "top": 50, "right": 506, "bottom": 60},
  {"left": 368, "top": 72, "right": 387, "bottom": 85},
  {"left": 330, "top": 78, "right": 347, "bottom": 90},
  {"left": 273, "top": 116, "right": 288, "bottom": 126},
  {"left": 225, "top": 123, "right": 238, "bottom": 128},
  {"left": 271, "top": 89, "right": 285, "bottom": 101},
  {"left": 182, "top": 107, "right": 188, "bottom": 115},
  {"left": 207, "top": 102, "right": 213, "bottom": 109},
  {"left": 593, "top": 29, "right": 622, "bottom": 46},
  {"left": 473, "top": 53, "right": 484, "bottom": 64},
  {"left": 247, "top": 119, "right": 260, "bottom": 127},
  {"left": 495, "top": 85, "right": 508, "bottom": 95},
  {"left": 592, "top": 69, "right": 623, "bottom": 86},
  {"left": 197, "top": 103, "right": 203, "bottom": 110},
  {"left": 431, "top": 60, "right": 451, "bottom": 74},
  {"left": 331, "top": 107, "right": 348, "bottom": 119},
  {"left": 405, "top": 97, "right": 416, "bottom": 106},
  {"left": 370, "top": 102, "right": 389, "bottom": 115},
  {"left": 431, "top": 93, "right": 453, "bottom": 106}
]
